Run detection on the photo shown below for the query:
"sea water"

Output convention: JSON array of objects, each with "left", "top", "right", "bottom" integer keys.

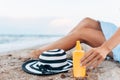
[{"left": 0, "top": 35, "right": 62, "bottom": 53}]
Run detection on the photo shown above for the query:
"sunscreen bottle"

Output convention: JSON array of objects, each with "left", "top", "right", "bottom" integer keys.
[{"left": 73, "top": 41, "right": 86, "bottom": 78}]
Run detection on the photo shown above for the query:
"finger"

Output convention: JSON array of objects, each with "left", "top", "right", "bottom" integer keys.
[
  {"left": 81, "top": 52, "right": 97, "bottom": 66},
  {"left": 93, "top": 56, "right": 104, "bottom": 68},
  {"left": 81, "top": 50, "right": 93, "bottom": 62},
  {"left": 85, "top": 54, "right": 101, "bottom": 68}
]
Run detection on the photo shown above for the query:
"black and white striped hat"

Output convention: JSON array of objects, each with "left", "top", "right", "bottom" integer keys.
[{"left": 22, "top": 49, "right": 72, "bottom": 75}]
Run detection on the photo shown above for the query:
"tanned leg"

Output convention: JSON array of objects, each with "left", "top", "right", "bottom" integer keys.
[{"left": 31, "top": 17, "right": 113, "bottom": 58}]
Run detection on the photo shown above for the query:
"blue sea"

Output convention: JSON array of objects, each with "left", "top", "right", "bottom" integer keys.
[{"left": 0, "top": 35, "right": 63, "bottom": 53}]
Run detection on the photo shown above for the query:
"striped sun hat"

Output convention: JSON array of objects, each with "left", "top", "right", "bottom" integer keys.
[{"left": 22, "top": 49, "right": 72, "bottom": 75}]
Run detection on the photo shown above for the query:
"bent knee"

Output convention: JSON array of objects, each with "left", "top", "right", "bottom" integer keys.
[
  {"left": 82, "top": 17, "right": 94, "bottom": 22},
  {"left": 80, "top": 17, "right": 100, "bottom": 29}
]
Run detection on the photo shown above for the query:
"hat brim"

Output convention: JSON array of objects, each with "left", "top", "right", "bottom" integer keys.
[{"left": 22, "top": 59, "right": 72, "bottom": 75}]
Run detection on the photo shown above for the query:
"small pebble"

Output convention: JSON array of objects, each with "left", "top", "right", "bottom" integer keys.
[
  {"left": 8, "top": 54, "right": 12, "bottom": 57},
  {"left": 60, "top": 74, "right": 66, "bottom": 79},
  {"left": 13, "top": 57, "right": 16, "bottom": 59},
  {"left": 18, "top": 57, "right": 22, "bottom": 60},
  {"left": 10, "top": 64, "right": 14, "bottom": 66}
]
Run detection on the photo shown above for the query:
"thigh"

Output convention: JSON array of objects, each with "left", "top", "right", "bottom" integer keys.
[{"left": 80, "top": 28, "right": 106, "bottom": 47}]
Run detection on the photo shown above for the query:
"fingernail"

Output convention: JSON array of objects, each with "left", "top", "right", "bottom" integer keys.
[
  {"left": 89, "top": 66, "right": 93, "bottom": 69},
  {"left": 80, "top": 64, "right": 82, "bottom": 66}
]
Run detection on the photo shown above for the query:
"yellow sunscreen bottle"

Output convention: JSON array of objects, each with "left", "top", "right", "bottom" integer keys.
[{"left": 73, "top": 41, "right": 86, "bottom": 78}]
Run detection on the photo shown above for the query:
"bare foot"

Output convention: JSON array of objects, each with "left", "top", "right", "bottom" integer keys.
[{"left": 29, "top": 49, "right": 43, "bottom": 59}]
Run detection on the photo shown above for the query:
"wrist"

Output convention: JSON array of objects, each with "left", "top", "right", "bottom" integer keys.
[{"left": 100, "top": 45, "right": 112, "bottom": 55}]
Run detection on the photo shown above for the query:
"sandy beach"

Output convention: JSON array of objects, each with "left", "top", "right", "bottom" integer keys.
[{"left": 0, "top": 44, "right": 120, "bottom": 80}]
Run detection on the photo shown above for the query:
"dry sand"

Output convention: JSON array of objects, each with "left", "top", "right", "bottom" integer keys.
[{"left": 0, "top": 44, "right": 120, "bottom": 80}]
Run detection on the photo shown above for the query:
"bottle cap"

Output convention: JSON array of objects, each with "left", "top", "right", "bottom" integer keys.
[{"left": 75, "top": 41, "right": 82, "bottom": 50}]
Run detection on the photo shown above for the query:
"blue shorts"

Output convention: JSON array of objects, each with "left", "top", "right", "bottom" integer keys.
[{"left": 100, "top": 21, "right": 120, "bottom": 62}]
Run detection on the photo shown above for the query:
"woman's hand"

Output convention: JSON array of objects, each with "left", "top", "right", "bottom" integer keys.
[{"left": 80, "top": 47, "right": 110, "bottom": 69}]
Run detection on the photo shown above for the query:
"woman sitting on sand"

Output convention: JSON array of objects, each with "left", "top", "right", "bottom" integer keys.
[{"left": 30, "top": 17, "right": 120, "bottom": 69}]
